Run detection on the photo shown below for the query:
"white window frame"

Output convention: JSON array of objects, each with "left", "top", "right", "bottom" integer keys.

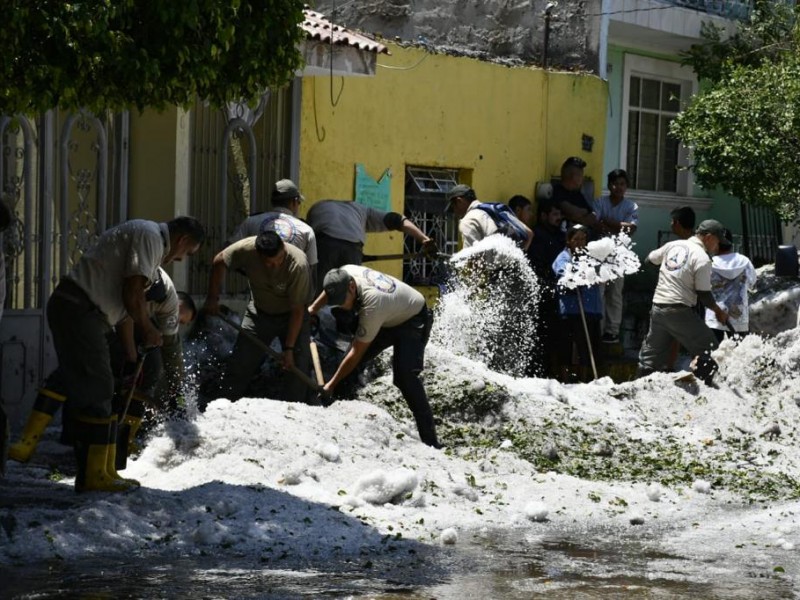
[{"left": 620, "top": 55, "right": 709, "bottom": 209}]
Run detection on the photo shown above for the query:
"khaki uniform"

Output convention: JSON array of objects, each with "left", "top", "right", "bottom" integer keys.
[
  {"left": 458, "top": 200, "right": 499, "bottom": 248},
  {"left": 338, "top": 265, "right": 438, "bottom": 446},
  {"left": 218, "top": 240, "right": 313, "bottom": 403},
  {"left": 229, "top": 208, "right": 318, "bottom": 268}
]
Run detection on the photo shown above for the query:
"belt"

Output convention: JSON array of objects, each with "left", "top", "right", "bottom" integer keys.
[
  {"left": 316, "top": 232, "right": 364, "bottom": 248},
  {"left": 52, "top": 278, "right": 94, "bottom": 307},
  {"left": 653, "top": 302, "right": 689, "bottom": 308}
]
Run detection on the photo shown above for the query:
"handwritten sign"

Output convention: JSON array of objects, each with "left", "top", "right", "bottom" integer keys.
[{"left": 354, "top": 164, "right": 391, "bottom": 212}]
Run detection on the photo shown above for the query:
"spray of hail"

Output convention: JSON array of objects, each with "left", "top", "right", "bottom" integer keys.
[
  {"left": 430, "top": 235, "right": 540, "bottom": 377},
  {"left": 558, "top": 232, "right": 640, "bottom": 290}
]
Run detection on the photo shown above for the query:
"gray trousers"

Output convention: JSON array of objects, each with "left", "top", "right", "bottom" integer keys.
[
  {"left": 218, "top": 307, "right": 312, "bottom": 403},
  {"left": 638, "top": 303, "right": 718, "bottom": 373},
  {"left": 603, "top": 277, "right": 624, "bottom": 335}
]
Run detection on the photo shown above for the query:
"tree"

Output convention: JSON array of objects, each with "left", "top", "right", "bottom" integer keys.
[
  {"left": 0, "top": 1, "right": 306, "bottom": 114},
  {"left": 671, "top": 2, "right": 800, "bottom": 219}
]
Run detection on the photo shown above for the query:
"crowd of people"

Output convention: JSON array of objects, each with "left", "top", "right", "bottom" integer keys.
[{"left": 2, "top": 159, "right": 759, "bottom": 491}]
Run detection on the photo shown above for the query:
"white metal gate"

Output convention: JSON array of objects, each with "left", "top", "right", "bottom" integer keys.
[{"left": 0, "top": 110, "right": 127, "bottom": 431}]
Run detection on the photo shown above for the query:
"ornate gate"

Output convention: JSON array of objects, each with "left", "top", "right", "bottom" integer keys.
[
  {"left": 187, "top": 84, "right": 295, "bottom": 296},
  {"left": 0, "top": 110, "right": 127, "bottom": 430}
]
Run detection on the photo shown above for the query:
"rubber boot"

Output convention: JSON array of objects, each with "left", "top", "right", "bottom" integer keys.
[
  {"left": 74, "top": 416, "right": 139, "bottom": 493},
  {"left": 9, "top": 388, "right": 66, "bottom": 462},
  {"left": 112, "top": 393, "right": 145, "bottom": 472},
  {"left": 123, "top": 394, "right": 147, "bottom": 456},
  {"left": 107, "top": 415, "right": 140, "bottom": 487}
]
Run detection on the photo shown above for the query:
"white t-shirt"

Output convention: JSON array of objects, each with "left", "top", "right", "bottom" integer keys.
[
  {"left": 340, "top": 264, "right": 425, "bottom": 343},
  {"left": 459, "top": 200, "right": 499, "bottom": 248},
  {"left": 68, "top": 219, "right": 167, "bottom": 326},
  {"left": 228, "top": 207, "right": 318, "bottom": 266},
  {"left": 704, "top": 252, "right": 756, "bottom": 332},
  {"left": 648, "top": 236, "right": 712, "bottom": 307},
  {"left": 307, "top": 200, "right": 389, "bottom": 244}
]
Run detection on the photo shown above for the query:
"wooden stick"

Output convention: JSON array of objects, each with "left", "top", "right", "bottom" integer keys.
[
  {"left": 576, "top": 288, "right": 598, "bottom": 381},
  {"left": 309, "top": 341, "right": 325, "bottom": 386},
  {"left": 218, "top": 315, "right": 326, "bottom": 395}
]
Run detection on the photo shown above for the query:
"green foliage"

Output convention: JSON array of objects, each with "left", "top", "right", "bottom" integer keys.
[
  {"left": 680, "top": 2, "right": 798, "bottom": 83},
  {"left": 672, "top": 3, "right": 800, "bottom": 218},
  {"left": 0, "top": 0, "right": 306, "bottom": 114},
  {"left": 672, "top": 55, "right": 800, "bottom": 219}
]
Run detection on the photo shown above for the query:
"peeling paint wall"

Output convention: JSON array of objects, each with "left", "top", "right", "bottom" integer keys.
[{"left": 312, "top": 0, "right": 600, "bottom": 72}]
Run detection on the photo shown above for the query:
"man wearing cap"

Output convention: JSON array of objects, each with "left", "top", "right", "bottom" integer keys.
[
  {"left": 308, "top": 266, "right": 440, "bottom": 448},
  {"left": 306, "top": 199, "right": 436, "bottom": 295},
  {"left": 203, "top": 230, "right": 314, "bottom": 404},
  {"left": 638, "top": 219, "right": 730, "bottom": 384},
  {"left": 447, "top": 184, "right": 533, "bottom": 250},
  {"left": 228, "top": 179, "right": 319, "bottom": 290}
]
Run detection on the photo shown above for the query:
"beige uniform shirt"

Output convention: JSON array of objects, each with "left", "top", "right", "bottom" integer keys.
[
  {"left": 341, "top": 264, "right": 425, "bottom": 343},
  {"left": 149, "top": 267, "right": 180, "bottom": 336},
  {"left": 648, "top": 236, "right": 712, "bottom": 307},
  {"left": 223, "top": 238, "right": 311, "bottom": 314},
  {"left": 68, "top": 219, "right": 167, "bottom": 326},
  {"left": 228, "top": 207, "right": 318, "bottom": 267},
  {"left": 459, "top": 200, "right": 499, "bottom": 248}
]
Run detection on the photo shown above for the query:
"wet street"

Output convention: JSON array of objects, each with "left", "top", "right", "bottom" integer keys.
[{"left": 4, "top": 527, "right": 797, "bottom": 599}]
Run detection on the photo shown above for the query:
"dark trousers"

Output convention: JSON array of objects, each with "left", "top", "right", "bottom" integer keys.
[
  {"left": 218, "top": 307, "right": 312, "bottom": 403},
  {"left": 557, "top": 315, "right": 601, "bottom": 376},
  {"left": 47, "top": 281, "right": 115, "bottom": 419},
  {"left": 315, "top": 234, "right": 364, "bottom": 296},
  {"left": 361, "top": 308, "right": 438, "bottom": 446}
]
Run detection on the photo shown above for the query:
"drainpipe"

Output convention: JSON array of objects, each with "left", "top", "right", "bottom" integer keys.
[{"left": 543, "top": 2, "right": 556, "bottom": 69}]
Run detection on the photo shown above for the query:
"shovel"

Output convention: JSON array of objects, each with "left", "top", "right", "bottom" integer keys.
[
  {"left": 116, "top": 347, "right": 154, "bottom": 471},
  {"left": 218, "top": 315, "right": 329, "bottom": 399}
]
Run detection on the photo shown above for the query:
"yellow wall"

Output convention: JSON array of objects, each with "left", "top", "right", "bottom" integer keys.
[
  {"left": 128, "top": 107, "right": 193, "bottom": 288},
  {"left": 129, "top": 107, "right": 182, "bottom": 222},
  {"left": 298, "top": 44, "right": 607, "bottom": 278}
]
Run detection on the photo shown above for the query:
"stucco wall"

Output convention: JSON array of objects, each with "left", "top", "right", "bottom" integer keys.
[
  {"left": 297, "top": 43, "right": 607, "bottom": 278},
  {"left": 312, "top": 0, "right": 600, "bottom": 72}
]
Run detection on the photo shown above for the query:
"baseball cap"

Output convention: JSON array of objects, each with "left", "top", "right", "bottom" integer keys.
[
  {"left": 696, "top": 219, "right": 726, "bottom": 239},
  {"left": 272, "top": 179, "right": 304, "bottom": 202},
  {"left": 445, "top": 184, "right": 474, "bottom": 212},
  {"left": 323, "top": 268, "right": 353, "bottom": 307}
]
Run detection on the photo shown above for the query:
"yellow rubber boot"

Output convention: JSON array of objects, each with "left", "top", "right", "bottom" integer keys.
[
  {"left": 124, "top": 394, "right": 147, "bottom": 456},
  {"left": 74, "top": 416, "right": 139, "bottom": 493},
  {"left": 9, "top": 388, "right": 66, "bottom": 462},
  {"left": 106, "top": 416, "right": 140, "bottom": 487},
  {"left": 124, "top": 414, "right": 144, "bottom": 456}
]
